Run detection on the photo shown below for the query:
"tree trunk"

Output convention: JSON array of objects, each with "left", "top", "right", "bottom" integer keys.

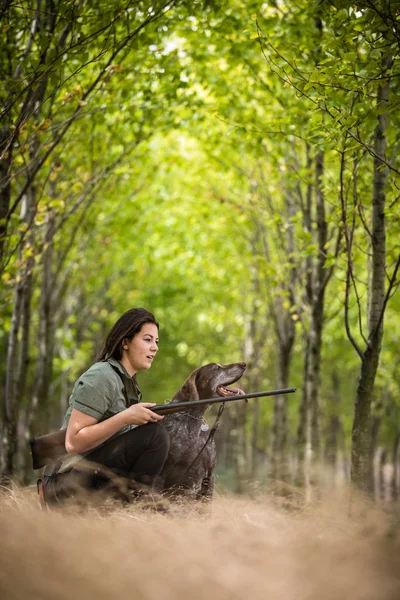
[
  {"left": 351, "top": 60, "right": 389, "bottom": 492},
  {"left": 352, "top": 344, "right": 385, "bottom": 490},
  {"left": 2, "top": 276, "right": 23, "bottom": 477},
  {"left": 370, "top": 411, "right": 382, "bottom": 499},
  {"left": 0, "top": 126, "right": 12, "bottom": 265},
  {"left": 215, "top": 407, "right": 233, "bottom": 472},
  {"left": 296, "top": 149, "right": 328, "bottom": 497},
  {"left": 2, "top": 211, "right": 34, "bottom": 477},
  {"left": 296, "top": 339, "right": 308, "bottom": 486},
  {"left": 30, "top": 214, "right": 56, "bottom": 435},
  {"left": 296, "top": 147, "right": 313, "bottom": 487},
  {"left": 14, "top": 252, "right": 33, "bottom": 474},
  {"left": 324, "top": 371, "right": 341, "bottom": 469},
  {"left": 309, "top": 149, "right": 327, "bottom": 459},
  {"left": 270, "top": 333, "right": 293, "bottom": 485},
  {"left": 232, "top": 402, "right": 248, "bottom": 494},
  {"left": 270, "top": 191, "right": 296, "bottom": 486},
  {"left": 250, "top": 398, "right": 260, "bottom": 480},
  {"left": 378, "top": 448, "right": 387, "bottom": 504},
  {"left": 2, "top": 124, "right": 39, "bottom": 478},
  {"left": 241, "top": 253, "right": 268, "bottom": 481},
  {"left": 391, "top": 431, "right": 400, "bottom": 502}
]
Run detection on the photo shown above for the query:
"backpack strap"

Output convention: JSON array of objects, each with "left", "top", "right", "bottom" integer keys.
[{"left": 108, "top": 362, "right": 139, "bottom": 407}]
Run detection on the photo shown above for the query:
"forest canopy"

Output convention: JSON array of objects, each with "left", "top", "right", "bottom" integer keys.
[{"left": 0, "top": 0, "right": 399, "bottom": 494}]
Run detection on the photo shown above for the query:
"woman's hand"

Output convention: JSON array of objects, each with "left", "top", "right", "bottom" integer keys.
[{"left": 124, "top": 403, "right": 164, "bottom": 426}]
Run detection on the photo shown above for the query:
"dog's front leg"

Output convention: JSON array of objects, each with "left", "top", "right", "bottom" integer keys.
[
  {"left": 152, "top": 472, "right": 166, "bottom": 494},
  {"left": 197, "top": 471, "right": 214, "bottom": 501}
]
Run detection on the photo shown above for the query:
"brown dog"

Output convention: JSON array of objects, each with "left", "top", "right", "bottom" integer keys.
[{"left": 157, "top": 362, "right": 246, "bottom": 500}]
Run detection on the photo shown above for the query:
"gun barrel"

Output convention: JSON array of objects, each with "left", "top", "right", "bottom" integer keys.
[{"left": 151, "top": 387, "right": 296, "bottom": 415}]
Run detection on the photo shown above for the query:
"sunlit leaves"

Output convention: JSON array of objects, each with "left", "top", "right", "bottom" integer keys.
[{"left": 1, "top": 0, "right": 399, "bottom": 457}]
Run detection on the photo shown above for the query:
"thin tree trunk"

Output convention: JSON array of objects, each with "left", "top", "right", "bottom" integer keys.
[
  {"left": 391, "top": 431, "right": 400, "bottom": 501},
  {"left": 232, "top": 402, "right": 248, "bottom": 494},
  {"left": 351, "top": 59, "right": 390, "bottom": 492},
  {"left": 297, "top": 149, "right": 328, "bottom": 496},
  {"left": 242, "top": 232, "right": 268, "bottom": 481},
  {"left": 324, "top": 371, "right": 341, "bottom": 469},
  {"left": 296, "top": 147, "right": 313, "bottom": 487},
  {"left": 296, "top": 339, "right": 309, "bottom": 487},
  {"left": 309, "top": 149, "right": 327, "bottom": 459},
  {"left": 2, "top": 122, "right": 39, "bottom": 477},
  {"left": 0, "top": 126, "right": 12, "bottom": 265},
  {"left": 250, "top": 398, "right": 260, "bottom": 479},
  {"left": 2, "top": 277, "right": 23, "bottom": 477},
  {"left": 31, "top": 216, "right": 56, "bottom": 435},
  {"left": 14, "top": 251, "right": 33, "bottom": 473},
  {"left": 270, "top": 335, "right": 293, "bottom": 485},
  {"left": 215, "top": 408, "right": 231, "bottom": 471},
  {"left": 370, "top": 412, "right": 381, "bottom": 499},
  {"left": 247, "top": 302, "right": 265, "bottom": 481},
  {"left": 378, "top": 448, "right": 387, "bottom": 503},
  {"left": 270, "top": 191, "right": 296, "bottom": 487},
  {"left": 2, "top": 202, "right": 35, "bottom": 477}
]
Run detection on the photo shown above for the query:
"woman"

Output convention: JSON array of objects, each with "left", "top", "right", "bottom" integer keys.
[{"left": 48, "top": 308, "right": 170, "bottom": 503}]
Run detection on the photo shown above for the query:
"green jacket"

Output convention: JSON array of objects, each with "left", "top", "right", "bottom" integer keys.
[
  {"left": 57, "top": 358, "right": 142, "bottom": 473},
  {"left": 62, "top": 357, "right": 142, "bottom": 429}
]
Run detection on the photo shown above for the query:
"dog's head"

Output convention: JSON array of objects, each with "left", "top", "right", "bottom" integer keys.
[{"left": 176, "top": 362, "right": 246, "bottom": 403}]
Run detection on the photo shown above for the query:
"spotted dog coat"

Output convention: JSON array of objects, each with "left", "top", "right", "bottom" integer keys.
[{"left": 157, "top": 362, "right": 246, "bottom": 500}]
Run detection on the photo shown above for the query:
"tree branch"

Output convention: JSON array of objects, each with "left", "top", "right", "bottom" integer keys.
[{"left": 3, "top": 1, "right": 177, "bottom": 228}]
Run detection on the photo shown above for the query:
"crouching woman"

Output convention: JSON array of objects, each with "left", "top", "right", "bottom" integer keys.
[{"left": 45, "top": 308, "right": 170, "bottom": 504}]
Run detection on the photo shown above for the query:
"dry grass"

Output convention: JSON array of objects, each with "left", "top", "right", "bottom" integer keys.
[{"left": 1, "top": 483, "right": 399, "bottom": 600}]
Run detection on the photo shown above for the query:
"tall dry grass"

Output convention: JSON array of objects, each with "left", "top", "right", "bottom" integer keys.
[{"left": 1, "top": 483, "right": 399, "bottom": 600}]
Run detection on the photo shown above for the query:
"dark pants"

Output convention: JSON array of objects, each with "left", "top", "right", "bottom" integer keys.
[
  {"left": 45, "top": 423, "right": 170, "bottom": 504},
  {"left": 85, "top": 423, "right": 170, "bottom": 485}
]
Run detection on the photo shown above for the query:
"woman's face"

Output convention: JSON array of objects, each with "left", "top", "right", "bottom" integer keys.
[{"left": 121, "top": 322, "right": 159, "bottom": 376}]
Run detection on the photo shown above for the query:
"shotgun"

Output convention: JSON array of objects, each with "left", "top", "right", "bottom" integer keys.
[{"left": 30, "top": 387, "right": 296, "bottom": 470}]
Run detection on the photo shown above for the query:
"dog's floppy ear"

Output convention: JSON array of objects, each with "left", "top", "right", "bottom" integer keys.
[{"left": 181, "top": 370, "right": 200, "bottom": 402}]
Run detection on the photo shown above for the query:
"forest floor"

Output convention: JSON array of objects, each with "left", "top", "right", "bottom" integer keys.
[{"left": 1, "top": 484, "right": 400, "bottom": 600}]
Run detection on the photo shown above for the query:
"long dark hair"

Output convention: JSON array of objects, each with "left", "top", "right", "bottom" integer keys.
[{"left": 98, "top": 308, "right": 159, "bottom": 361}]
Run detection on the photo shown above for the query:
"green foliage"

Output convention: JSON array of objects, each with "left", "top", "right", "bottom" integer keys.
[{"left": 1, "top": 0, "right": 399, "bottom": 477}]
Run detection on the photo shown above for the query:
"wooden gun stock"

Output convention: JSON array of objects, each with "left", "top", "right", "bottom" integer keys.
[{"left": 30, "top": 430, "right": 68, "bottom": 470}]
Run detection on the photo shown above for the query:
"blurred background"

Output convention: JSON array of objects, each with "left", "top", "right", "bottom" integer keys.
[{"left": 1, "top": 0, "right": 399, "bottom": 501}]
